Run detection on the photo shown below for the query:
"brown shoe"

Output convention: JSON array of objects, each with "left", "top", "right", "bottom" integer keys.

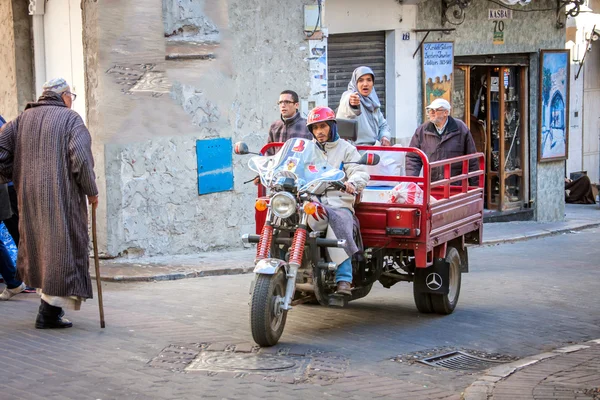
[{"left": 336, "top": 281, "right": 352, "bottom": 296}]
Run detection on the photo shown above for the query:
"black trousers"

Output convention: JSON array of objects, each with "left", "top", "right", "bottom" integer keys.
[{"left": 2, "top": 185, "right": 19, "bottom": 247}]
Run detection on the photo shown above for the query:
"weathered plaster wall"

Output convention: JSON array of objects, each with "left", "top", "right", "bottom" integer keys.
[
  {"left": 163, "top": 0, "right": 220, "bottom": 43},
  {"left": 83, "top": 0, "right": 312, "bottom": 256},
  {"left": 11, "top": 0, "right": 34, "bottom": 114},
  {"left": 325, "top": 0, "right": 406, "bottom": 33},
  {"left": 82, "top": 0, "right": 108, "bottom": 254},
  {"left": 0, "top": 1, "right": 33, "bottom": 121},
  {"left": 0, "top": 1, "right": 18, "bottom": 120},
  {"left": 417, "top": 0, "right": 566, "bottom": 221}
]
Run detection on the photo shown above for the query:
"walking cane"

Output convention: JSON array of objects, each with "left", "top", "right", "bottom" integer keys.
[{"left": 91, "top": 206, "right": 106, "bottom": 328}]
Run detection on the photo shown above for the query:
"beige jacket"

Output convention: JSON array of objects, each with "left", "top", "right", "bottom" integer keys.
[{"left": 315, "top": 138, "right": 369, "bottom": 212}]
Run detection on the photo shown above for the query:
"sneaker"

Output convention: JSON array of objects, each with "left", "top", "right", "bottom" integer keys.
[{"left": 0, "top": 282, "right": 26, "bottom": 300}]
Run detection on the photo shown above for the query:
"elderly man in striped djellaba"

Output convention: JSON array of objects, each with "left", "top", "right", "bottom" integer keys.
[{"left": 0, "top": 78, "right": 99, "bottom": 329}]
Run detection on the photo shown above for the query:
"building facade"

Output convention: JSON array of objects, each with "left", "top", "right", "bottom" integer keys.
[
  {"left": 566, "top": 0, "right": 600, "bottom": 185},
  {"left": 0, "top": 0, "right": 582, "bottom": 256}
]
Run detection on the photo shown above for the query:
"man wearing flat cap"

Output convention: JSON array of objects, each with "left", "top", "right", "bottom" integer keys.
[
  {"left": 0, "top": 78, "right": 98, "bottom": 329},
  {"left": 405, "top": 98, "right": 478, "bottom": 184}
]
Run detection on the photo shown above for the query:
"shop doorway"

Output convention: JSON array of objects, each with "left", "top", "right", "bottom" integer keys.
[{"left": 453, "top": 62, "right": 529, "bottom": 213}]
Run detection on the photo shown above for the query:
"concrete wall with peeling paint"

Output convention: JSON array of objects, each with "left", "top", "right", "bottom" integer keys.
[
  {"left": 0, "top": 1, "right": 19, "bottom": 120},
  {"left": 0, "top": 1, "right": 34, "bottom": 121},
  {"left": 82, "top": 0, "right": 312, "bottom": 256}
]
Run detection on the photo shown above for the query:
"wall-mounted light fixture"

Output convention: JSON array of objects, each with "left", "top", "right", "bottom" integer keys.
[
  {"left": 441, "top": 0, "right": 472, "bottom": 26},
  {"left": 557, "top": 0, "right": 586, "bottom": 28}
]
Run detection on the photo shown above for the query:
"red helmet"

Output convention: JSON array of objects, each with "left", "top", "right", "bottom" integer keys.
[{"left": 306, "top": 106, "right": 336, "bottom": 127}]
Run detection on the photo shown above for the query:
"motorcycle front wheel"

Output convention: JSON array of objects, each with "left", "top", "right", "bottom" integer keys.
[{"left": 250, "top": 269, "right": 288, "bottom": 346}]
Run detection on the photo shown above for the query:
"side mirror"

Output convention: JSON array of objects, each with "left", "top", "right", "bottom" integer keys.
[
  {"left": 358, "top": 152, "right": 380, "bottom": 166},
  {"left": 234, "top": 142, "right": 249, "bottom": 155}
]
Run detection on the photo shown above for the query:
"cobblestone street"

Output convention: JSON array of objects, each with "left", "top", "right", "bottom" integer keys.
[{"left": 1, "top": 228, "right": 599, "bottom": 399}]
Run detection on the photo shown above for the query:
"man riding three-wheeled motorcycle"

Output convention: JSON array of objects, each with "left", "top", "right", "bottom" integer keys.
[{"left": 236, "top": 106, "right": 485, "bottom": 347}]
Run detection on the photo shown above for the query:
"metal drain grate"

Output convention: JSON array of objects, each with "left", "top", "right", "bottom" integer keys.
[{"left": 419, "top": 351, "right": 506, "bottom": 371}]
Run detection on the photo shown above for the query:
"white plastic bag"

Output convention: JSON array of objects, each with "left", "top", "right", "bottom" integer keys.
[{"left": 365, "top": 145, "right": 405, "bottom": 186}]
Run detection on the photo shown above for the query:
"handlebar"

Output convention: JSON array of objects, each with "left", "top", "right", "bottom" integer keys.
[
  {"left": 330, "top": 181, "right": 346, "bottom": 192},
  {"left": 329, "top": 181, "right": 358, "bottom": 196}
]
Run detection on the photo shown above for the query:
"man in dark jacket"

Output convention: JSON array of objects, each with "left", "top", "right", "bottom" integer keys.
[
  {"left": 405, "top": 98, "right": 478, "bottom": 184},
  {"left": 266, "top": 90, "right": 312, "bottom": 155}
]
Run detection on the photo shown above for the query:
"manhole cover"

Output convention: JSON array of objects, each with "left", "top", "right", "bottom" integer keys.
[
  {"left": 186, "top": 352, "right": 307, "bottom": 374},
  {"left": 147, "top": 344, "right": 200, "bottom": 369},
  {"left": 419, "top": 351, "right": 506, "bottom": 371}
]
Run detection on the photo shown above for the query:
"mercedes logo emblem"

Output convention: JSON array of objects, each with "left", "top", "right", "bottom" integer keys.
[{"left": 426, "top": 273, "right": 443, "bottom": 291}]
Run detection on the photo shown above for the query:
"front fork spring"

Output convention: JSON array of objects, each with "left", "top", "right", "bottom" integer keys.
[
  {"left": 256, "top": 224, "right": 273, "bottom": 261},
  {"left": 288, "top": 227, "right": 307, "bottom": 266}
]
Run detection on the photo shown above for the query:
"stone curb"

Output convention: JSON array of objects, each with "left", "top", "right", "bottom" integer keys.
[
  {"left": 91, "top": 223, "right": 599, "bottom": 283},
  {"left": 92, "top": 265, "right": 254, "bottom": 283},
  {"left": 461, "top": 339, "right": 599, "bottom": 400},
  {"left": 480, "top": 222, "right": 600, "bottom": 247}
]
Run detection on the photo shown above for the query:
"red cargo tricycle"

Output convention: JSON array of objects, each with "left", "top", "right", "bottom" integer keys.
[{"left": 235, "top": 138, "right": 485, "bottom": 346}]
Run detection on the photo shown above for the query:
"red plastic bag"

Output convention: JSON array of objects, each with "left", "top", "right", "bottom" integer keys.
[{"left": 388, "top": 182, "right": 424, "bottom": 205}]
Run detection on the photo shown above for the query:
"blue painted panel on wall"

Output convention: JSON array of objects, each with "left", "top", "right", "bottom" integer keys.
[{"left": 196, "top": 138, "right": 233, "bottom": 195}]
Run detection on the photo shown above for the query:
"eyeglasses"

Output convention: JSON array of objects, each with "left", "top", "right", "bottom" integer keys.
[
  {"left": 277, "top": 100, "right": 296, "bottom": 106},
  {"left": 64, "top": 91, "right": 77, "bottom": 101},
  {"left": 427, "top": 108, "right": 446, "bottom": 114}
]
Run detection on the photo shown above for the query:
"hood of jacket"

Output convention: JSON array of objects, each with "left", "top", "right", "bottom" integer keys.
[{"left": 25, "top": 91, "right": 67, "bottom": 110}]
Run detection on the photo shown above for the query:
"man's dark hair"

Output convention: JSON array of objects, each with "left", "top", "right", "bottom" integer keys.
[{"left": 280, "top": 90, "right": 299, "bottom": 103}]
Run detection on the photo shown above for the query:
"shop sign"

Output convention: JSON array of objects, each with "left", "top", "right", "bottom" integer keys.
[
  {"left": 421, "top": 42, "right": 454, "bottom": 117},
  {"left": 488, "top": 9, "right": 513, "bottom": 19},
  {"left": 494, "top": 30, "right": 505, "bottom": 45}
]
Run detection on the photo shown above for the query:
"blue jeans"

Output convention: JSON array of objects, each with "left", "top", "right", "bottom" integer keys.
[
  {"left": 335, "top": 257, "right": 352, "bottom": 283},
  {"left": 0, "top": 238, "right": 21, "bottom": 289}
]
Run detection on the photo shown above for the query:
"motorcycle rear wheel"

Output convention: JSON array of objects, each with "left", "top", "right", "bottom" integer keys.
[
  {"left": 250, "top": 269, "right": 288, "bottom": 347},
  {"left": 430, "top": 246, "right": 462, "bottom": 314}
]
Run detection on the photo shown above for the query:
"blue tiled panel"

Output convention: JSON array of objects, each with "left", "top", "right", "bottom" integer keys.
[{"left": 196, "top": 138, "right": 234, "bottom": 195}]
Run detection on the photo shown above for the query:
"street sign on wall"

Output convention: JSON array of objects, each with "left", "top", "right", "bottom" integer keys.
[
  {"left": 488, "top": 9, "right": 513, "bottom": 20},
  {"left": 196, "top": 138, "right": 234, "bottom": 195}
]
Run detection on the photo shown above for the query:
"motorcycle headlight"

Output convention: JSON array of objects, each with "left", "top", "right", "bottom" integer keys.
[{"left": 271, "top": 192, "right": 297, "bottom": 219}]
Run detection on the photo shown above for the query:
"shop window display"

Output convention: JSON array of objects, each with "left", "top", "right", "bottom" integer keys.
[{"left": 453, "top": 65, "right": 527, "bottom": 212}]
